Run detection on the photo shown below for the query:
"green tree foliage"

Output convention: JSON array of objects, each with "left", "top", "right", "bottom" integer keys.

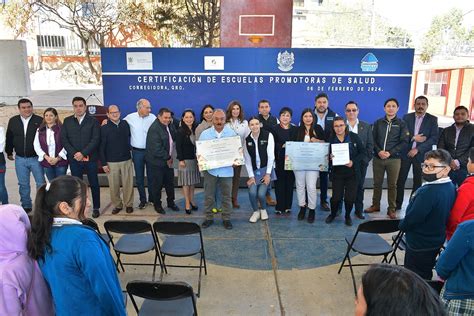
[{"left": 420, "top": 8, "right": 470, "bottom": 63}]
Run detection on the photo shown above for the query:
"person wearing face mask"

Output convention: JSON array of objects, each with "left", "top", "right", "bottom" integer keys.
[{"left": 399, "top": 149, "right": 456, "bottom": 280}]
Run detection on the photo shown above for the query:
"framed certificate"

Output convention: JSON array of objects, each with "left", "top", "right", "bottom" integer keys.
[
  {"left": 196, "top": 135, "right": 244, "bottom": 171},
  {"left": 331, "top": 143, "right": 350, "bottom": 166},
  {"left": 284, "top": 142, "right": 329, "bottom": 171}
]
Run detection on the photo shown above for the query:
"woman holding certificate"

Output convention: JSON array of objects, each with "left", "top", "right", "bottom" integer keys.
[
  {"left": 326, "top": 117, "right": 366, "bottom": 226},
  {"left": 293, "top": 108, "right": 325, "bottom": 223},
  {"left": 244, "top": 116, "right": 276, "bottom": 223},
  {"left": 225, "top": 100, "right": 250, "bottom": 209}
]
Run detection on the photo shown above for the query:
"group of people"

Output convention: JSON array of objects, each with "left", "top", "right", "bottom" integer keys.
[{"left": 0, "top": 94, "right": 473, "bottom": 227}]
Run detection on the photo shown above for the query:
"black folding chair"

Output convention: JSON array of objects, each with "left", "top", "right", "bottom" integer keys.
[
  {"left": 338, "top": 219, "right": 403, "bottom": 296},
  {"left": 104, "top": 220, "right": 161, "bottom": 280},
  {"left": 153, "top": 221, "right": 207, "bottom": 297},
  {"left": 82, "top": 218, "right": 111, "bottom": 245},
  {"left": 127, "top": 280, "right": 198, "bottom": 316},
  {"left": 388, "top": 232, "right": 406, "bottom": 264}
]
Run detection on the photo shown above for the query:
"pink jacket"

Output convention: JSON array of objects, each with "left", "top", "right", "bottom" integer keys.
[{"left": 0, "top": 205, "right": 54, "bottom": 315}]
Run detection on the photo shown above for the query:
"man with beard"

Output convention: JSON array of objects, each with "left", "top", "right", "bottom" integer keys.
[
  {"left": 438, "top": 106, "right": 474, "bottom": 187},
  {"left": 396, "top": 96, "right": 439, "bottom": 210},
  {"left": 313, "top": 93, "right": 337, "bottom": 211}
]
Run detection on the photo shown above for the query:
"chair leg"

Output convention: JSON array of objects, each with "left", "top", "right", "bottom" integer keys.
[
  {"left": 161, "top": 255, "right": 168, "bottom": 274},
  {"left": 197, "top": 255, "right": 203, "bottom": 297},
  {"left": 202, "top": 250, "right": 208, "bottom": 275},
  {"left": 381, "top": 254, "right": 389, "bottom": 263},
  {"left": 152, "top": 252, "right": 158, "bottom": 281},
  {"left": 116, "top": 253, "right": 125, "bottom": 272},
  {"left": 338, "top": 245, "right": 351, "bottom": 274},
  {"left": 346, "top": 254, "right": 357, "bottom": 297}
]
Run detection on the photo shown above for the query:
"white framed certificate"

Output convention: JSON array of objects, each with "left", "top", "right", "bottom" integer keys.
[
  {"left": 196, "top": 136, "right": 244, "bottom": 171},
  {"left": 331, "top": 143, "right": 350, "bottom": 166},
  {"left": 284, "top": 142, "right": 329, "bottom": 171}
]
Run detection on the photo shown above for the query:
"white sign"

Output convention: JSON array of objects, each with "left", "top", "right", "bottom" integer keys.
[
  {"left": 204, "top": 56, "right": 224, "bottom": 70},
  {"left": 126, "top": 52, "right": 153, "bottom": 70},
  {"left": 331, "top": 143, "right": 350, "bottom": 166}
]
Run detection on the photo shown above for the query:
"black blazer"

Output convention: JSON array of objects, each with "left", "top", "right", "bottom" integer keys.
[
  {"left": 145, "top": 120, "right": 174, "bottom": 167},
  {"left": 401, "top": 112, "right": 439, "bottom": 162},
  {"left": 5, "top": 114, "right": 43, "bottom": 157},
  {"left": 175, "top": 128, "right": 196, "bottom": 161},
  {"left": 438, "top": 122, "right": 474, "bottom": 168},
  {"left": 61, "top": 114, "right": 101, "bottom": 161},
  {"left": 354, "top": 120, "right": 374, "bottom": 165}
]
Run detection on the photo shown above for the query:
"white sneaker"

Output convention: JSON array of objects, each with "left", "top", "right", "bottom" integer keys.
[
  {"left": 260, "top": 209, "right": 269, "bottom": 221},
  {"left": 249, "top": 211, "right": 261, "bottom": 223}
]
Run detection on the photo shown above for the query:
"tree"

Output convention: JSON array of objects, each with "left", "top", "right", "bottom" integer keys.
[
  {"left": 385, "top": 26, "right": 412, "bottom": 48},
  {"left": 184, "top": 0, "right": 220, "bottom": 47},
  {"left": 0, "top": 0, "right": 36, "bottom": 39},
  {"left": 420, "top": 8, "right": 469, "bottom": 63},
  {"left": 34, "top": 0, "right": 126, "bottom": 83}
]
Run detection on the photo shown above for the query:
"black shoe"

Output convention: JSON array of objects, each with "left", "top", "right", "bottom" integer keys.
[
  {"left": 395, "top": 205, "right": 402, "bottom": 211},
  {"left": 201, "top": 219, "right": 214, "bottom": 228},
  {"left": 345, "top": 216, "right": 353, "bottom": 226},
  {"left": 112, "top": 207, "right": 122, "bottom": 215},
  {"left": 126, "top": 207, "right": 133, "bottom": 214},
  {"left": 185, "top": 208, "right": 192, "bottom": 215},
  {"left": 24, "top": 207, "right": 32, "bottom": 214},
  {"left": 223, "top": 220, "right": 233, "bottom": 230},
  {"left": 92, "top": 209, "right": 100, "bottom": 218},
  {"left": 154, "top": 206, "right": 166, "bottom": 214},
  {"left": 325, "top": 214, "right": 336, "bottom": 224},
  {"left": 168, "top": 204, "right": 180, "bottom": 212},
  {"left": 320, "top": 202, "right": 330, "bottom": 212},
  {"left": 307, "top": 209, "right": 315, "bottom": 223},
  {"left": 354, "top": 210, "right": 365, "bottom": 220},
  {"left": 298, "top": 206, "right": 306, "bottom": 220},
  {"left": 191, "top": 203, "right": 198, "bottom": 211},
  {"left": 138, "top": 201, "right": 146, "bottom": 209}
]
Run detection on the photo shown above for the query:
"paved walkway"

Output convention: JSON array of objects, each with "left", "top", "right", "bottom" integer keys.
[{"left": 2, "top": 159, "right": 408, "bottom": 315}]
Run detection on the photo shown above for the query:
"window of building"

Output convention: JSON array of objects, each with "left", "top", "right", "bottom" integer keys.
[
  {"left": 423, "top": 70, "right": 448, "bottom": 97},
  {"left": 36, "top": 35, "right": 65, "bottom": 48}
]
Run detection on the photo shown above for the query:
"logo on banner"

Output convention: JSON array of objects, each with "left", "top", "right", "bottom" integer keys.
[
  {"left": 277, "top": 51, "right": 294, "bottom": 72},
  {"left": 126, "top": 52, "right": 153, "bottom": 70},
  {"left": 361, "top": 53, "right": 378, "bottom": 72},
  {"left": 204, "top": 56, "right": 224, "bottom": 70}
]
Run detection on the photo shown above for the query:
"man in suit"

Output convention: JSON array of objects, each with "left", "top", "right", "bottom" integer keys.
[
  {"left": 5, "top": 98, "right": 45, "bottom": 212},
  {"left": 438, "top": 105, "right": 474, "bottom": 187},
  {"left": 145, "top": 107, "right": 179, "bottom": 214},
  {"left": 396, "top": 96, "right": 439, "bottom": 210},
  {"left": 345, "top": 101, "right": 374, "bottom": 219},
  {"left": 61, "top": 96, "right": 101, "bottom": 217},
  {"left": 313, "top": 93, "right": 338, "bottom": 211}
]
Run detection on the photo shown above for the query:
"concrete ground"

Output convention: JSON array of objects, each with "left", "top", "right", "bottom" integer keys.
[{"left": 2, "top": 158, "right": 409, "bottom": 316}]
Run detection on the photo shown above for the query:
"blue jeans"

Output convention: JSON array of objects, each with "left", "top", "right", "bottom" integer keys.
[
  {"left": 69, "top": 160, "right": 100, "bottom": 210},
  {"left": 15, "top": 156, "right": 45, "bottom": 208},
  {"left": 0, "top": 162, "right": 8, "bottom": 204},
  {"left": 44, "top": 165, "right": 68, "bottom": 182},
  {"left": 248, "top": 183, "right": 268, "bottom": 211},
  {"left": 132, "top": 149, "right": 153, "bottom": 203}
]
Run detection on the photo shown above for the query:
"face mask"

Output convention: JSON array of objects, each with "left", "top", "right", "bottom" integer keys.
[{"left": 422, "top": 172, "right": 438, "bottom": 182}]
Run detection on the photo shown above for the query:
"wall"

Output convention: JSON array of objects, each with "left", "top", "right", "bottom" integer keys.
[{"left": 0, "top": 40, "right": 31, "bottom": 104}]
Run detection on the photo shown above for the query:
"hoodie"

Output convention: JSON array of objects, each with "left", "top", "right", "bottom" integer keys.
[{"left": 0, "top": 204, "right": 54, "bottom": 315}]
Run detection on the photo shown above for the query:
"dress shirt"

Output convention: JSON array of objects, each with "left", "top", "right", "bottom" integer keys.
[
  {"left": 124, "top": 112, "right": 156, "bottom": 149},
  {"left": 0, "top": 126, "right": 4, "bottom": 152},
  {"left": 199, "top": 125, "right": 236, "bottom": 177},
  {"left": 347, "top": 119, "right": 359, "bottom": 134},
  {"left": 316, "top": 110, "right": 328, "bottom": 130},
  {"left": 20, "top": 115, "right": 32, "bottom": 135},
  {"left": 75, "top": 113, "right": 86, "bottom": 125},
  {"left": 412, "top": 114, "right": 425, "bottom": 149}
]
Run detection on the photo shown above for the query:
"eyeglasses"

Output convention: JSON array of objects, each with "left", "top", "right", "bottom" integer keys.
[
  {"left": 108, "top": 111, "right": 120, "bottom": 115},
  {"left": 333, "top": 124, "right": 345, "bottom": 128},
  {"left": 345, "top": 109, "right": 357, "bottom": 112},
  {"left": 421, "top": 163, "right": 446, "bottom": 171}
]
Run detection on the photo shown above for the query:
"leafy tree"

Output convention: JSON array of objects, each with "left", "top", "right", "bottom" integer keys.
[
  {"left": 0, "top": 0, "right": 36, "bottom": 39},
  {"left": 420, "top": 8, "right": 469, "bottom": 63}
]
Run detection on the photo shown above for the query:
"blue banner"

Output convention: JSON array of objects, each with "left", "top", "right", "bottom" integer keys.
[{"left": 101, "top": 48, "right": 414, "bottom": 123}]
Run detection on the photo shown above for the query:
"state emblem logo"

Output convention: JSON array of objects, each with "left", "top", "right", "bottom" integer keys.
[{"left": 277, "top": 51, "right": 295, "bottom": 72}]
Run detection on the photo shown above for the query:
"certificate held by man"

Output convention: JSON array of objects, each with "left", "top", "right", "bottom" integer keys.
[
  {"left": 331, "top": 143, "right": 350, "bottom": 166},
  {"left": 284, "top": 142, "right": 329, "bottom": 171},
  {"left": 196, "top": 135, "right": 244, "bottom": 171}
]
